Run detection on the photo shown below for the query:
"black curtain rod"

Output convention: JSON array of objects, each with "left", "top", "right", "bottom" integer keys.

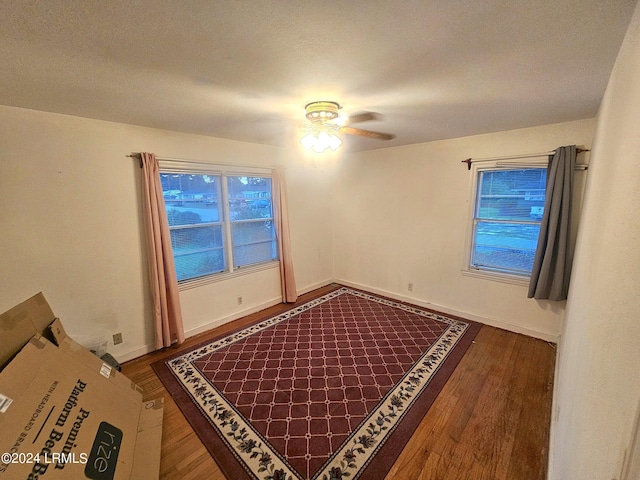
[
  {"left": 126, "top": 153, "right": 142, "bottom": 168},
  {"left": 461, "top": 148, "right": 590, "bottom": 170}
]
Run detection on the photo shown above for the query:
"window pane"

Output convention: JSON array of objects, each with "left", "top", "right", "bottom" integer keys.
[
  {"left": 472, "top": 221, "right": 540, "bottom": 274},
  {"left": 170, "top": 224, "right": 225, "bottom": 281},
  {"left": 477, "top": 169, "right": 546, "bottom": 222},
  {"left": 232, "top": 220, "right": 275, "bottom": 246},
  {"left": 231, "top": 220, "right": 277, "bottom": 268},
  {"left": 227, "top": 176, "right": 273, "bottom": 221},
  {"left": 174, "top": 250, "right": 225, "bottom": 281},
  {"left": 170, "top": 225, "right": 224, "bottom": 252},
  {"left": 161, "top": 173, "right": 221, "bottom": 225},
  {"left": 233, "top": 241, "right": 277, "bottom": 268}
]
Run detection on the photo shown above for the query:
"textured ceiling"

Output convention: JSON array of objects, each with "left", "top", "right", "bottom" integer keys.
[{"left": 0, "top": 1, "right": 637, "bottom": 152}]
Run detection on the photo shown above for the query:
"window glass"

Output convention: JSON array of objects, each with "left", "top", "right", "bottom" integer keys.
[
  {"left": 160, "top": 170, "right": 278, "bottom": 283},
  {"left": 227, "top": 176, "right": 276, "bottom": 269},
  {"left": 161, "top": 173, "right": 221, "bottom": 224},
  {"left": 227, "top": 176, "right": 273, "bottom": 221},
  {"left": 161, "top": 173, "right": 225, "bottom": 281},
  {"left": 233, "top": 242, "right": 278, "bottom": 268},
  {"left": 231, "top": 220, "right": 277, "bottom": 267},
  {"left": 471, "top": 168, "right": 546, "bottom": 276}
]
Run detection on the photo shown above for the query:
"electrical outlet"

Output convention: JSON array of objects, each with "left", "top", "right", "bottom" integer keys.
[
  {"left": 112, "top": 332, "right": 123, "bottom": 345},
  {"left": 408, "top": 282, "right": 414, "bottom": 292},
  {"left": 237, "top": 296, "right": 243, "bottom": 305}
]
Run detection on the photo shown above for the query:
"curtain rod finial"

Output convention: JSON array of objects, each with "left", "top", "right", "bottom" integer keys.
[
  {"left": 125, "top": 153, "right": 142, "bottom": 168},
  {"left": 462, "top": 158, "right": 472, "bottom": 170}
]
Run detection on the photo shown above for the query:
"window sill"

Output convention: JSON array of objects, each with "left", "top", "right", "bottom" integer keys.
[
  {"left": 461, "top": 268, "right": 530, "bottom": 287},
  {"left": 178, "top": 260, "right": 280, "bottom": 291}
]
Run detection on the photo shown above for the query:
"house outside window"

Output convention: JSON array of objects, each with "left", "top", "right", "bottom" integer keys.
[
  {"left": 466, "top": 166, "right": 547, "bottom": 281},
  {"left": 160, "top": 165, "right": 278, "bottom": 285}
]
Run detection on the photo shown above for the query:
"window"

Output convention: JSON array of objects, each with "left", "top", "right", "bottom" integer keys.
[
  {"left": 468, "top": 167, "right": 547, "bottom": 279},
  {"left": 161, "top": 168, "right": 278, "bottom": 283},
  {"left": 227, "top": 176, "right": 277, "bottom": 268}
]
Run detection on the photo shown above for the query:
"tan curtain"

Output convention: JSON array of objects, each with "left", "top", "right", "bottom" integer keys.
[
  {"left": 140, "top": 152, "right": 185, "bottom": 348},
  {"left": 272, "top": 166, "right": 298, "bottom": 303}
]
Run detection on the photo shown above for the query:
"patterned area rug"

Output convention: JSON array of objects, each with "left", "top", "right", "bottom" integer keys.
[{"left": 152, "top": 287, "right": 480, "bottom": 480}]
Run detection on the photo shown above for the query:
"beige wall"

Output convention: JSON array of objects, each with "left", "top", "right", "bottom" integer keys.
[
  {"left": 549, "top": 2, "right": 640, "bottom": 478},
  {"left": 0, "top": 106, "right": 598, "bottom": 360},
  {"left": 0, "top": 103, "right": 596, "bottom": 362},
  {"left": 335, "top": 118, "right": 595, "bottom": 341},
  {"left": 0, "top": 106, "right": 335, "bottom": 361}
]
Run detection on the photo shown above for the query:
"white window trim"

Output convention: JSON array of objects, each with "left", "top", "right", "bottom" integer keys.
[
  {"left": 158, "top": 160, "right": 279, "bottom": 290},
  {"left": 158, "top": 159, "right": 271, "bottom": 177},
  {"left": 461, "top": 160, "right": 546, "bottom": 285},
  {"left": 177, "top": 260, "right": 280, "bottom": 291},
  {"left": 461, "top": 267, "right": 530, "bottom": 286}
]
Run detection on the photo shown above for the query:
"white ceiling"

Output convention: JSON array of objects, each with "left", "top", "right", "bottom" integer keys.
[{"left": 0, "top": 1, "right": 637, "bottom": 152}]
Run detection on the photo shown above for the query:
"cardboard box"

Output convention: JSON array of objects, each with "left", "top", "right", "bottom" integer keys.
[{"left": 0, "top": 293, "right": 163, "bottom": 480}]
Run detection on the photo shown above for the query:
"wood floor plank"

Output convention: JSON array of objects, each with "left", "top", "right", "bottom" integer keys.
[{"left": 121, "top": 287, "right": 555, "bottom": 480}]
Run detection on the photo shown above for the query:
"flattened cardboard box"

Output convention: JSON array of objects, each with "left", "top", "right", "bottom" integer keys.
[{"left": 0, "top": 293, "right": 163, "bottom": 480}]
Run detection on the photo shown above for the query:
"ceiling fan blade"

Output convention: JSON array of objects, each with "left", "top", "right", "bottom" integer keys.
[
  {"left": 347, "top": 112, "right": 378, "bottom": 125},
  {"left": 340, "top": 126, "right": 395, "bottom": 141}
]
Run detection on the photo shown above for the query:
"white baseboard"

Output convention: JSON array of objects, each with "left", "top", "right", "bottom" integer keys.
[
  {"left": 116, "top": 344, "right": 157, "bottom": 364},
  {"left": 334, "top": 278, "right": 560, "bottom": 343},
  {"left": 184, "top": 296, "right": 283, "bottom": 339},
  {"left": 297, "top": 278, "right": 335, "bottom": 296},
  {"left": 119, "top": 277, "right": 556, "bottom": 364},
  {"left": 118, "top": 279, "right": 336, "bottom": 363},
  {"left": 184, "top": 279, "right": 335, "bottom": 339},
  {"left": 117, "top": 297, "right": 282, "bottom": 363}
]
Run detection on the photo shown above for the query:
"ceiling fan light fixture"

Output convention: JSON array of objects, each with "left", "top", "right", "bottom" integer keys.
[
  {"left": 300, "top": 130, "right": 342, "bottom": 153},
  {"left": 304, "top": 101, "right": 340, "bottom": 122},
  {"left": 299, "top": 100, "right": 395, "bottom": 152},
  {"left": 301, "top": 101, "right": 344, "bottom": 152}
]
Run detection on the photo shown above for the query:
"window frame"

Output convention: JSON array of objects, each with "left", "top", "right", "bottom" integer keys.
[
  {"left": 159, "top": 160, "right": 279, "bottom": 290},
  {"left": 462, "top": 161, "right": 547, "bottom": 285}
]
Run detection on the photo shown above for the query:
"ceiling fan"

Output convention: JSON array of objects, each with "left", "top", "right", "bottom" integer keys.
[{"left": 300, "top": 101, "right": 395, "bottom": 152}]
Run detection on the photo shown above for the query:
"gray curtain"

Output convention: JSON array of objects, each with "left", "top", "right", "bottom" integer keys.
[{"left": 528, "top": 145, "right": 576, "bottom": 301}]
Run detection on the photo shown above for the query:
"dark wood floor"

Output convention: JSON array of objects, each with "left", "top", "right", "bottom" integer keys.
[{"left": 121, "top": 285, "right": 556, "bottom": 480}]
